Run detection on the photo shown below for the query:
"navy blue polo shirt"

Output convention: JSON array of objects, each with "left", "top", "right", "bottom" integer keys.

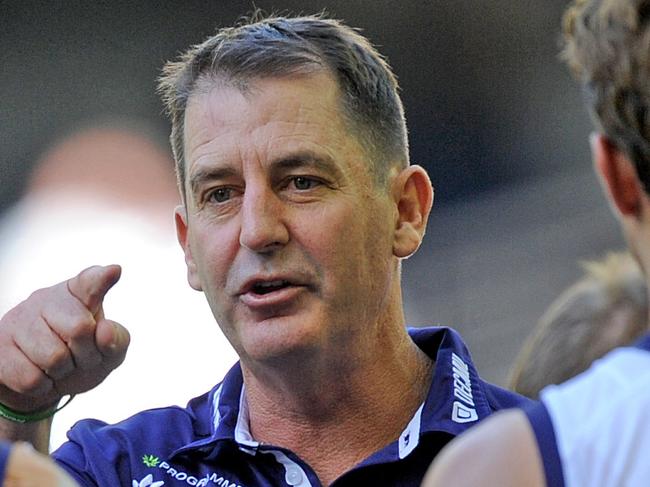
[{"left": 52, "top": 327, "right": 532, "bottom": 486}]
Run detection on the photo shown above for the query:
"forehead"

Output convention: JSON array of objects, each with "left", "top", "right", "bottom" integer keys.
[{"left": 182, "top": 73, "right": 368, "bottom": 180}]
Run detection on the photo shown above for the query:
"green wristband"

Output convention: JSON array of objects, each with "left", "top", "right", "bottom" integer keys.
[{"left": 0, "top": 395, "right": 75, "bottom": 424}]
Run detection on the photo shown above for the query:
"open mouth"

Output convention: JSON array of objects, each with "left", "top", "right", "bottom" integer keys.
[
  {"left": 251, "top": 280, "right": 292, "bottom": 295},
  {"left": 239, "top": 277, "right": 307, "bottom": 309}
]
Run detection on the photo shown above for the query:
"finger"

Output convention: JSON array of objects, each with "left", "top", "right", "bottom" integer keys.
[
  {"left": 66, "top": 265, "right": 122, "bottom": 316},
  {"left": 53, "top": 320, "right": 130, "bottom": 395},
  {"left": 41, "top": 296, "right": 101, "bottom": 371},
  {"left": 12, "top": 315, "right": 75, "bottom": 380},
  {"left": 95, "top": 319, "right": 130, "bottom": 370},
  {"left": 0, "top": 346, "right": 53, "bottom": 398}
]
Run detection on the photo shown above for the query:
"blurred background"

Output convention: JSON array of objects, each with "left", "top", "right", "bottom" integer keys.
[{"left": 0, "top": 0, "right": 624, "bottom": 399}]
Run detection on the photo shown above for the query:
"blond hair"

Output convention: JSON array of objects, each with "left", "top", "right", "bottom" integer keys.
[{"left": 509, "top": 252, "right": 648, "bottom": 398}]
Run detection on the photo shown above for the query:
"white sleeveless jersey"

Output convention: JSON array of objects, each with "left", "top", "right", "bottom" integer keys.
[{"left": 528, "top": 334, "right": 650, "bottom": 487}]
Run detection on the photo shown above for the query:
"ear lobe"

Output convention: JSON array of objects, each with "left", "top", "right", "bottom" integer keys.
[
  {"left": 591, "top": 133, "right": 642, "bottom": 217},
  {"left": 174, "top": 205, "right": 203, "bottom": 291},
  {"left": 392, "top": 165, "right": 434, "bottom": 258}
]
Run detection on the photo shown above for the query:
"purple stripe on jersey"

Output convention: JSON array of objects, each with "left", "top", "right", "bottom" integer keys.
[
  {"left": 633, "top": 332, "right": 650, "bottom": 353},
  {"left": 0, "top": 441, "right": 11, "bottom": 484},
  {"left": 523, "top": 401, "right": 565, "bottom": 487}
]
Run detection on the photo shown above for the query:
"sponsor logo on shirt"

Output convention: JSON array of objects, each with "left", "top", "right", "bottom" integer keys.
[
  {"left": 138, "top": 453, "right": 245, "bottom": 487},
  {"left": 451, "top": 352, "right": 478, "bottom": 424},
  {"left": 133, "top": 474, "right": 165, "bottom": 487}
]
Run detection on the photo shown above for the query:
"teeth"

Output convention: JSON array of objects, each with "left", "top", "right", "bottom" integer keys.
[
  {"left": 257, "top": 280, "right": 285, "bottom": 288},
  {"left": 251, "top": 280, "right": 290, "bottom": 294}
]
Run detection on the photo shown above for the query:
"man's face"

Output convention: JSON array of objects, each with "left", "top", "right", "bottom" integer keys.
[{"left": 177, "top": 72, "right": 400, "bottom": 365}]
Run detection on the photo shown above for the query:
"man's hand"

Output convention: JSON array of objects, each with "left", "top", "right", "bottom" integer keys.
[
  {"left": 0, "top": 265, "right": 130, "bottom": 415},
  {"left": 4, "top": 441, "right": 80, "bottom": 486}
]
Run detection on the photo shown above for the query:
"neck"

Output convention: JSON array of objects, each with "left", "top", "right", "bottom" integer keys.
[
  {"left": 241, "top": 324, "right": 434, "bottom": 486},
  {"left": 627, "top": 233, "right": 650, "bottom": 333}
]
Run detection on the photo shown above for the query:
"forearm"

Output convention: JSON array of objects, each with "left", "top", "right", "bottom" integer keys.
[{"left": 0, "top": 417, "right": 52, "bottom": 454}]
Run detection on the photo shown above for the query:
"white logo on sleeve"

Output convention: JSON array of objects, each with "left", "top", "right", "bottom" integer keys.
[{"left": 451, "top": 352, "right": 478, "bottom": 423}]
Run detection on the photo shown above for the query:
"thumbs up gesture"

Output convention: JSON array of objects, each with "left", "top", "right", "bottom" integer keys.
[{"left": 0, "top": 265, "right": 130, "bottom": 415}]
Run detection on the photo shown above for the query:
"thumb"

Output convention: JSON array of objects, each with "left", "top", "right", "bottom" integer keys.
[
  {"left": 95, "top": 319, "right": 131, "bottom": 366},
  {"left": 67, "top": 265, "right": 122, "bottom": 316}
]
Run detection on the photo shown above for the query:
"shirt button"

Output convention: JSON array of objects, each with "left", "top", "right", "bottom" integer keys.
[{"left": 286, "top": 466, "right": 303, "bottom": 485}]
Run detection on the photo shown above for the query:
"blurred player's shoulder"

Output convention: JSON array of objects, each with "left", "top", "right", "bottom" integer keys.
[{"left": 422, "top": 408, "right": 545, "bottom": 487}]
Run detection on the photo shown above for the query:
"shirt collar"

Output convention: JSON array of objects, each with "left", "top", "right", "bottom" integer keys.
[
  {"left": 173, "top": 326, "right": 494, "bottom": 460},
  {"left": 410, "top": 327, "right": 493, "bottom": 437},
  {"left": 169, "top": 361, "right": 248, "bottom": 458},
  {"left": 371, "top": 326, "right": 494, "bottom": 463}
]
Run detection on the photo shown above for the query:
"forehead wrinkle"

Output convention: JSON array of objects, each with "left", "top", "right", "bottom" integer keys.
[
  {"left": 259, "top": 124, "right": 360, "bottom": 183},
  {"left": 184, "top": 87, "right": 250, "bottom": 158},
  {"left": 184, "top": 97, "right": 251, "bottom": 197},
  {"left": 257, "top": 107, "right": 362, "bottom": 169},
  {"left": 185, "top": 132, "right": 238, "bottom": 198},
  {"left": 184, "top": 73, "right": 375, "bottom": 198}
]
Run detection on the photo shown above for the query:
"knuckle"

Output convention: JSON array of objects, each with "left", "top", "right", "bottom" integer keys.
[
  {"left": 66, "top": 315, "right": 94, "bottom": 339},
  {"left": 17, "top": 369, "right": 50, "bottom": 396},
  {"left": 78, "top": 346, "right": 104, "bottom": 369},
  {"left": 28, "top": 287, "right": 49, "bottom": 302},
  {"left": 2, "top": 305, "right": 27, "bottom": 328},
  {"left": 47, "top": 346, "right": 72, "bottom": 370},
  {"left": 27, "top": 288, "right": 42, "bottom": 301}
]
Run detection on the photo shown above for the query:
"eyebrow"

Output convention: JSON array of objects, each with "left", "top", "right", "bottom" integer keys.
[
  {"left": 188, "top": 166, "right": 238, "bottom": 197},
  {"left": 269, "top": 152, "right": 344, "bottom": 179},
  {"left": 188, "top": 151, "right": 344, "bottom": 196}
]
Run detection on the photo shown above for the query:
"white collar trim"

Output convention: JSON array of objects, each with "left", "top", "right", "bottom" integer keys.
[{"left": 398, "top": 402, "right": 424, "bottom": 459}]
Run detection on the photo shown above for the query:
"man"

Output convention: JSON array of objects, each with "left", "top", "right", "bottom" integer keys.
[
  {"left": 424, "top": 0, "right": 650, "bottom": 485},
  {"left": 0, "top": 15, "right": 530, "bottom": 486}
]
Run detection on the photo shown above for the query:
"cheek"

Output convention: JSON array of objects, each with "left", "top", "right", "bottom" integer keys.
[
  {"left": 345, "top": 206, "right": 395, "bottom": 284},
  {"left": 303, "top": 206, "right": 377, "bottom": 284},
  {"left": 190, "top": 222, "right": 237, "bottom": 292},
  {"left": 301, "top": 206, "right": 353, "bottom": 257}
]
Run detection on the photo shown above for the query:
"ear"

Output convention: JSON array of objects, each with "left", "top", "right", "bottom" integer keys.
[
  {"left": 392, "top": 165, "right": 434, "bottom": 258},
  {"left": 591, "top": 133, "right": 643, "bottom": 218},
  {"left": 174, "top": 205, "right": 203, "bottom": 291}
]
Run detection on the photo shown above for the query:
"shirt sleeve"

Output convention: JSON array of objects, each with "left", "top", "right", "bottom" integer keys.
[{"left": 0, "top": 441, "right": 11, "bottom": 484}]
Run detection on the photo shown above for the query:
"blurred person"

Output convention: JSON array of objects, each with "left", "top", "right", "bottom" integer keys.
[
  {"left": 509, "top": 251, "right": 647, "bottom": 399},
  {"left": 0, "top": 441, "right": 79, "bottom": 487},
  {"left": 0, "top": 124, "right": 237, "bottom": 449},
  {"left": 424, "top": 0, "right": 650, "bottom": 485},
  {"left": 0, "top": 14, "right": 532, "bottom": 486}
]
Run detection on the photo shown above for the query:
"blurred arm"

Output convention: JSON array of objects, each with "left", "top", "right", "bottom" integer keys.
[{"left": 422, "top": 409, "right": 546, "bottom": 487}]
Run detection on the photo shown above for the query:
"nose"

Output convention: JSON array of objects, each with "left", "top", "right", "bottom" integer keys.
[{"left": 239, "top": 185, "right": 289, "bottom": 253}]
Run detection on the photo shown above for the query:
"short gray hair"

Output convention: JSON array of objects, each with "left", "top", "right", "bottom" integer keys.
[{"left": 158, "top": 14, "right": 409, "bottom": 197}]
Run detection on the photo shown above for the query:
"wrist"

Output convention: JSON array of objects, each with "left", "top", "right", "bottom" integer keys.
[{"left": 0, "top": 395, "right": 75, "bottom": 424}]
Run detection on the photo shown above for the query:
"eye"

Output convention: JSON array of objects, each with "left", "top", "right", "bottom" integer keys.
[
  {"left": 291, "top": 176, "right": 319, "bottom": 190},
  {"left": 208, "top": 187, "right": 232, "bottom": 203}
]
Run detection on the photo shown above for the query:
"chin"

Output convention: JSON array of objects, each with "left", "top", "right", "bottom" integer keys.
[{"left": 239, "top": 316, "right": 324, "bottom": 364}]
